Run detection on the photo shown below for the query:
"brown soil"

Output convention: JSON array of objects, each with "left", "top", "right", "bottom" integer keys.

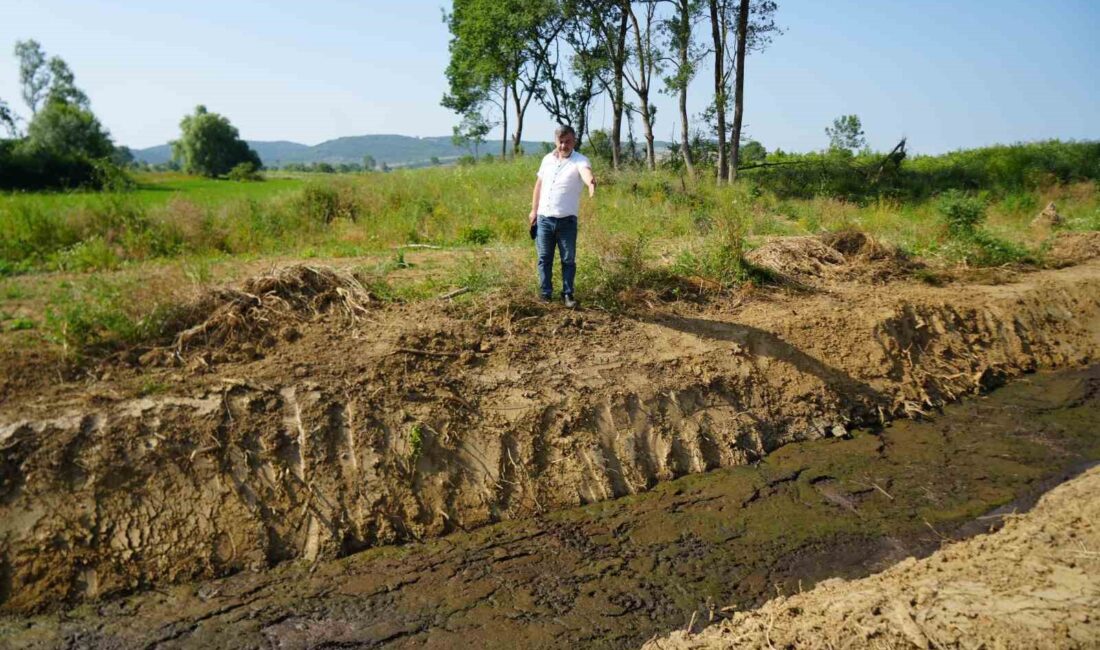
[
  {"left": 645, "top": 465, "right": 1100, "bottom": 650},
  {"left": 1, "top": 364, "right": 1096, "bottom": 649},
  {"left": 1, "top": 236, "right": 1099, "bottom": 615}
]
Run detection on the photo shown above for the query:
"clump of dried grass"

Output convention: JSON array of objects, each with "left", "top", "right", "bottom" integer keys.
[
  {"left": 744, "top": 236, "right": 845, "bottom": 284},
  {"left": 746, "top": 232, "right": 914, "bottom": 286},
  {"left": 172, "top": 264, "right": 374, "bottom": 352}
]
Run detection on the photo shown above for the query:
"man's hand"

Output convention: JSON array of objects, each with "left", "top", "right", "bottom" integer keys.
[
  {"left": 528, "top": 209, "right": 537, "bottom": 226},
  {"left": 580, "top": 166, "right": 596, "bottom": 198}
]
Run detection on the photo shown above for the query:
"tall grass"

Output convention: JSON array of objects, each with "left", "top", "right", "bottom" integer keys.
[{"left": 1, "top": 141, "right": 1098, "bottom": 281}]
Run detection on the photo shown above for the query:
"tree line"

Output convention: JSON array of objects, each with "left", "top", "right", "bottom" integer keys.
[
  {"left": 1, "top": 40, "right": 262, "bottom": 189},
  {"left": 442, "top": 0, "right": 781, "bottom": 182}
]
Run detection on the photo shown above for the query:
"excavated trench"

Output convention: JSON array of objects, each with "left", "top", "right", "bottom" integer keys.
[
  {"left": 1, "top": 364, "right": 1098, "bottom": 648},
  {"left": 0, "top": 258, "right": 1099, "bottom": 618}
]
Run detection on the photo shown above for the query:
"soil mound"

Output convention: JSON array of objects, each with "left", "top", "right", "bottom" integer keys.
[
  {"left": 1047, "top": 231, "right": 1100, "bottom": 267},
  {"left": 2, "top": 256, "right": 1099, "bottom": 614},
  {"left": 644, "top": 465, "right": 1100, "bottom": 650},
  {"left": 746, "top": 232, "right": 912, "bottom": 285},
  {"left": 170, "top": 264, "right": 375, "bottom": 354}
]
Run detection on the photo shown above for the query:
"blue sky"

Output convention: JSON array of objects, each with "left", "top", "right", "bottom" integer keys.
[{"left": 1, "top": 0, "right": 1097, "bottom": 154}]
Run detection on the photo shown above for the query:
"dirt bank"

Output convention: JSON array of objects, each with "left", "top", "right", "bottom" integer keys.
[
  {"left": 1, "top": 365, "right": 1097, "bottom": 648},
  {"left": 1, "top": 247, "right": 1099, "bottom": 614},
  {"left": 645, "top": 464, "right": 1100, "bottom": 650}
]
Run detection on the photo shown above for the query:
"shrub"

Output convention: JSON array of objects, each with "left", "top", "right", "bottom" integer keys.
[
  {"left": 936, "top": 190, "right": 987, "bottom": 236},
  {"left": 460, "top": 225, "right": 494, "bottom": 245},
  {"left": 295, "top": 183, "right": 359, "bottom": 223},
  {"left": 226, "top": 161, "right": 263, "bottom": 182}
]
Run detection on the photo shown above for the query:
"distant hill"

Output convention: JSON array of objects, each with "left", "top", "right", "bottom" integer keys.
[
  {"left": 132, "top": 135, "right": 548, "bottom": 168},
  {"left": 132, "top": 134, "right": 672, "bottom": 168}
]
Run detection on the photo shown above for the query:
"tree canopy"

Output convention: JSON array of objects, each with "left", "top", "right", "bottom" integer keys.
[
  {"left": 826, "top": 114, "right": 866, "bottom": 153},
  {"left": 171, "top": 105, "right": 262, "bottom": 177},
  {"left": 23, "top": 99, "right": 114, "bottom": 158}
]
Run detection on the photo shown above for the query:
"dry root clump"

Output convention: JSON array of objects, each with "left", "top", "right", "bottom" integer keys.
[
  {"left": 745, "top": 232, "right": 913, "bottom": 287},
  {"left": 172, "top": 264, "right": 375, "bottom": 353},
  {"left": 745, "top": 236, "right": 845, "bottom": 285}
]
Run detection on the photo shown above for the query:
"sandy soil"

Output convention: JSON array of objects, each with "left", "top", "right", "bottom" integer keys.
[
  {"left": 2, "top": 234, "right": 1099, "bottom": 614},
  {"left": 644, "top": 465, "right": 1100, "bottom": 650}
]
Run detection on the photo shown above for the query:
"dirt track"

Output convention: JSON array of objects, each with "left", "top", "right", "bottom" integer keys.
[
  {"left": 645, "top": 464, "right": 1100, "bottom": 650},
  {"left": 1, "top": 241, "right": 1099, "bottom": 614}
]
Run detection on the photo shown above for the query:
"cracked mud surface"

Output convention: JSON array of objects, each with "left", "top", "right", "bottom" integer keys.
[{"left": 2, "top": 365, "right": 1099, "bottom": 648}]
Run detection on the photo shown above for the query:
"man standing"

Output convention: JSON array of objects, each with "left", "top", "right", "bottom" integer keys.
[{"left": 529, "top": 125, "right": 596, "bottom": 308}]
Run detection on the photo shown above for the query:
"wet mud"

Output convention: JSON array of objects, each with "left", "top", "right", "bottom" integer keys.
[{"left": 3, "top": 365, "right": 1098, "bottom": 649}]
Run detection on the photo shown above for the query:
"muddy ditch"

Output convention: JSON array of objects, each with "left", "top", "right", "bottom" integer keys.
[
  {"left": 0, "top": 258, "right": 1098, "bottom": 615},
  {"left": 2, "top": 364, "right": 1098, "bottom": 648}
]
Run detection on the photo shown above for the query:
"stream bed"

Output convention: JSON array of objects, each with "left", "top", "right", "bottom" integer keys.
[{"left": 3, "top": 365, "right": 1099, "bottom": 649}]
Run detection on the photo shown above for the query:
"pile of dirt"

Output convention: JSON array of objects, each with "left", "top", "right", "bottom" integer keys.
[
  {"left": 644, "top": 465, "right": 1100, "bottom": 650},
  {"left": 746, "top": 232, "right": 913, "bottom": 285},
  {"left": 166, "top": 264, "right": 375, "bottom": 356},
  {"left": 1047, "top": 231, "right": 1100, "bottom": 267}
]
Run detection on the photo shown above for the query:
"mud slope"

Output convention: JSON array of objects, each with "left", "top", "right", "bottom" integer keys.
[
  {"left": 1, "top": 258, "right": 1099, "bottom": 613},
  {"left": 645, "top": 465, "right": 1100, "bottom": 650}
]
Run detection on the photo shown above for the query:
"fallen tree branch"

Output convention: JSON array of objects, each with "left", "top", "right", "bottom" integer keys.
[{"left": 439, "top": 287, "right": 470, "bottom": 300}]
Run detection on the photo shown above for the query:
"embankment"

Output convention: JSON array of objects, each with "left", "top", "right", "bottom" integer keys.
[{"left": 1, "top": 256, "right": 1098, "bottom": 613}]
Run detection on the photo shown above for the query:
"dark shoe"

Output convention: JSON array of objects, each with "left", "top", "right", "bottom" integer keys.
[
  {"left": 539, "top": 294, "right": 552, "bottom": 303},
  {"left": 563, "top": 294, "right": 578, "bottom": 309}
]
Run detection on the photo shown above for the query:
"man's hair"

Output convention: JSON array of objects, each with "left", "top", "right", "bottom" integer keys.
[{"left": 555, "top": 125, "right": 576, "bottom": 141}]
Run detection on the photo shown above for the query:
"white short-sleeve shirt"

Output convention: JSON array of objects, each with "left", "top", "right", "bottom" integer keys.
[{"left": 536, "top": 151, "right": 591, "bottom": 217}]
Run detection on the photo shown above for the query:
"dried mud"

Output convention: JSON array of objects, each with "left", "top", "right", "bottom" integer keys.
[
  {"left": 1, "top": 364, "right": 1098, "bottom": 648},
  {"left": 1, "top": 246, "right": 1099, "bottom": 616}
]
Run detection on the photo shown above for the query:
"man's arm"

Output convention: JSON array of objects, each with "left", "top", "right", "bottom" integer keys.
[
  {"left": 579, "top": 165, "right": 596, "bottom": 197},
  {"left": 529, "top": 177, "right": 542, "bottom": 225}
]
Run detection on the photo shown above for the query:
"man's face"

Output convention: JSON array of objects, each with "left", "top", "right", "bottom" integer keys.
[{"left": 556, "top": 133, "right": 576, "bottom": 157}]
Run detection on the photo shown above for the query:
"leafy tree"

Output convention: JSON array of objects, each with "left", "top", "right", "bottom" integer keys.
[
  {"left": 443, "top": 0, "right": 559, "bottom": 157},
  {"left": 23, "top": 99, "right": 114, "bottom": 158},
  {"left": 660, "top": 0, "right": 705, "bottom": 177},
  {"left": 14, "top": 40, "right": 49, "bottom": 115},
  {"left": 826, "top": 114, "right": 866, "bottom": 152},
  {"left": 227, "top": 161, "right": 263, "bottom": 181},
  {"left": 44, "top": 56, "right": 89, "bottom": 109},
  {"left": 362, "top": 154, "right": 376, "bottom": 171},
  {"left": 171, "top": 105, "right": 261, "bottom": 177},
  {"left": 452, "top": 109, "right": 492, "bottom": 158},
  {"left": 739, "top": 138, "right": 766, "bottom": 163},
  {"left": 0, "top": 98, "right": 17, "bottom": 136},
  {"left": 111, "top": 145, "right": 135, "bottom": 167}
]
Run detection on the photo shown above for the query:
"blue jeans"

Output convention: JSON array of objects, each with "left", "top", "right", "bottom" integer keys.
[{"left": 536, "top": 215, "right": 577, "bottom": 298}]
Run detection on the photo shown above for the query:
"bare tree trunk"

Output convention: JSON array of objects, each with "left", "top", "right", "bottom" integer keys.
[
  {"left": 610, "top": 5, "right": 629, "bottom": 170},
  {"left": 510, "top": 81, "right": 523, "bottom": 156},
  {"left": 709, "top": 0, "right": 728, "bottom": 183},
  {"left": 642, "top": 108, "right": 656, "bottom": 171},
  {"left": 501, "top": 83, "right": 509, "bottom": 160},
  {"left": 729, "top": 0, "right": 749, "bottom": 182},
  {"left": 627, "top": 2, "right": 657, "bottom": 171},
  {"left": 677, "top": 0, "right": 695, "bottom": 179}
]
